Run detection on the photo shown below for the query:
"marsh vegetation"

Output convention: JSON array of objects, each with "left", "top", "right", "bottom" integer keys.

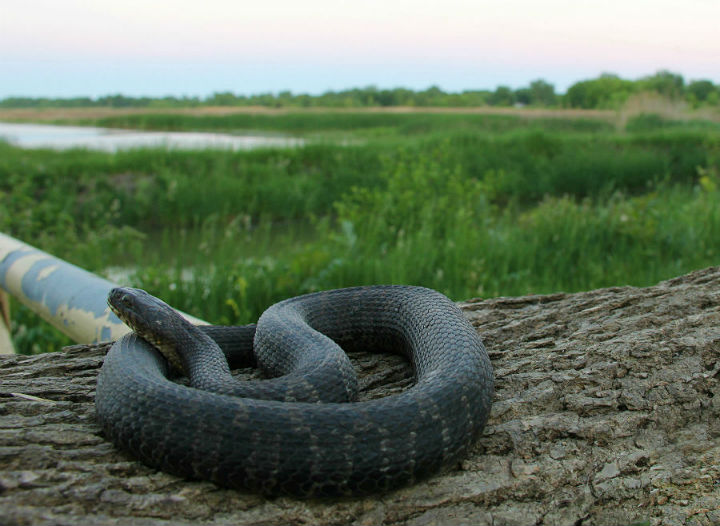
[{"left": 2, "top": 110, "right": 719, "bottom": 353}]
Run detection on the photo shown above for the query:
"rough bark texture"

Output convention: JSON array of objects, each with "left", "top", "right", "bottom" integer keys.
[{"left": 1, "top": 267, "right": 719, "bottom": 526}]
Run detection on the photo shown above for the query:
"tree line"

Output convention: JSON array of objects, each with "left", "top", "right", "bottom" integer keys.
[{"left": 2, "top": 71, "right": 718, "bottom": 110}]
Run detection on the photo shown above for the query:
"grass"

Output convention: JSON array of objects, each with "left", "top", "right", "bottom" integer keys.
[
  {"left": 1, "top": 128, "right": 712, "bottom": 228},
  {"left": 85, "top": 112, "right": 617, "bottom": 140},
  {"left": 2, "top": 111, "right": 719, "bottom": 354}
]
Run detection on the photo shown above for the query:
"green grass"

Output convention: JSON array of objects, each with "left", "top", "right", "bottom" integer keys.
[
  {"left": 82, "top": 111, "right": 616, "bottom": 138},
  {"left": 2, "top": 112, "right": 720, "bottom": 354},
  {"left": 1, "top": 128, "right": 712, "bottom": 231}
]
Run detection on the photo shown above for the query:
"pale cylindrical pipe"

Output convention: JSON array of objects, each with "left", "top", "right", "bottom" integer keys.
[
  {"left": 0, "top": 232, "right": 206, "bottom": 346},
  {"left": 0, "top": 290, "right": 13, "bottom": 354}
]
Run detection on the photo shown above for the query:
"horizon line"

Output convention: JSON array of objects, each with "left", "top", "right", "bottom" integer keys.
[{"left": 1, "top": 69, "right": 711, "bottom": 102}]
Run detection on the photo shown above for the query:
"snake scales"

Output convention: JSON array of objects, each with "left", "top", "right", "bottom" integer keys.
[{"left": 95, "top": 285, "right": 494, "bottom": 496}]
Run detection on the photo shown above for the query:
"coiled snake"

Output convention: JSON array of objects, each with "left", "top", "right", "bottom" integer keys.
[{"left": 95, "top": 285, "right": 494, "bottom": 496}]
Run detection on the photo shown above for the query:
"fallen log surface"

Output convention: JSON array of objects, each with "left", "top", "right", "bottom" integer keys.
[{"left": 1, "top": 267, "right": 719, "bottom": 526}]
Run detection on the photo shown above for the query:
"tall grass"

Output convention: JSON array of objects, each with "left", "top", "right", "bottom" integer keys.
[
  {"left": 289, "top": 146, "right": 720, "bottom": 297},
  {"left": 10, "top": 173, "right": 720, "bottom": 354},
  {"left": 1, "top": 128, "right": 712, "bottom": 236},
  {"left": 87, "top": 112, "right": 615, "bottom": 137},
  {"left": 121, "top": 153, "right": 720, "bottom": 332},
  {"left": 3, "top": 114, "right": 720, "bottom": 354}
]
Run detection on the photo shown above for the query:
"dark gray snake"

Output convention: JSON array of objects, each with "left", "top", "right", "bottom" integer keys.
[{"left": 95, "top": 285, "right": 494, "bottom": 496}]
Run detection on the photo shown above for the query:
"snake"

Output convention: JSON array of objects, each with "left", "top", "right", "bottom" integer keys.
[{"left": 95, "top": 285, "right": 494, "bottom": 497}]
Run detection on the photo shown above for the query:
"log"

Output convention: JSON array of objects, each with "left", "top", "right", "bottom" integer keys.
[{"left": 1, "top": 267, "right": 719, "bottom": 526}]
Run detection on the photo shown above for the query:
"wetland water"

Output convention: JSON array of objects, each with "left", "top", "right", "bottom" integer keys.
[{"left": 0, "top": 122, "right": 304, "bottom": 152}]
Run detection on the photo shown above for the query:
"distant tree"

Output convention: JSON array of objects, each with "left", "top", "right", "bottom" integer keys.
[
  {"left": 375, "top": 89, "right": 400, "bottom": 106},
  {"left": 686, "top": 80, "right": 716, "bottom": 102},
  {"left": 460, "top": 90, "right": 490, "bottom": 106},
  {"left": 638, "top": 70, "right": 685, "bottom": 99},
  {"left": 252, "top": 93, "right": 279, "bottom": 107},
  {"left": 392, "top": 88, "right": 416, "bottom": 106},
  {"left": 1, "top": 72, "right": 711, "bottom": 109},
  {"left": 276, "top": 91, "right": 293, "bottom": 107},
  {"left": 207, "top": 92, "right": 240, "bottom": 106},
  {"left": 357, "top": 86, "right": 379, "bottom": 106},
  {"left": 514, "top": 88, "right": 531, "bottom": 106},
  {"left": 0, "top": 97, "right": 38, "bottom": 108},
  {"left": 529, "top": 79, "right": 556, "bottom": 106},
  {"left": 96, "top": 94, "right": 151, "bottom": 107},
  {"left": 564, "top": 82, "right": 585, "bottom": 108},
  {"left": 565, "top": 73, "right": 635, "bottom": 109},
  {"left": 489, "top": 86, "right": 515, "bottom": 106},
  {"left": 423, "top": 85, "right": 446, "bottom": 106},
  {"left": 294, "top": 94, "right": 313, "bottom": 107}
]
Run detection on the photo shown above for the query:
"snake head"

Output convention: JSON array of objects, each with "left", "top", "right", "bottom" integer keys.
[
  {"left": 108, "top": 287, "right": 190, "bottom": 370},
  {"left": 108, "top": 286, "right": 186, "bottom": 337},
  {"left": 108, "top": 287, "right": 161, "bottom": 330}
]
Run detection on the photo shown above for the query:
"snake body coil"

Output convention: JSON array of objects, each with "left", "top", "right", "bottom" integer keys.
[{"left": 95, "top": 285, "right": 494, "bottom": 496}]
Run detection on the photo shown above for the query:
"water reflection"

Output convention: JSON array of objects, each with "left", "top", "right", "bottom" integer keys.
[{"left": 0, "top": 122, "right": 304, "bottom": 152}]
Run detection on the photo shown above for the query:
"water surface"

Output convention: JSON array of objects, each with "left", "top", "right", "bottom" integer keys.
[{"left": 0, "top": 122, "right": 303, "bottom": 152}]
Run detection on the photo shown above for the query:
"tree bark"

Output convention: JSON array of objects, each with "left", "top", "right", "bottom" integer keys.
[{"left": 1, "top": 267, "right": 719, "bottom": 526}]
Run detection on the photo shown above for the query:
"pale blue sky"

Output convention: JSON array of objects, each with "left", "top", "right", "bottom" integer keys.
[{"left": 2, "top": 0, "right": 718, "bottom": 98}]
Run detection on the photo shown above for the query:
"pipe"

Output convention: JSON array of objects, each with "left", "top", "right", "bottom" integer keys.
[
  {"left": 0, "top": 290, "right": 12, "bottom": 354},
  {"left": 0, "top": 232, "right": 206, "bottom": 348}
]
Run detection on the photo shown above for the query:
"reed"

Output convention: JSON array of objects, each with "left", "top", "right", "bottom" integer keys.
[{"left": 2, "top": 113, "right": 719, "bottom": 354}]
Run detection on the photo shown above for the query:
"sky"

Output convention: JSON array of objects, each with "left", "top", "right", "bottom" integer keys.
[{"left": 2, "top": 0, "right": 719, "bottom": 99}]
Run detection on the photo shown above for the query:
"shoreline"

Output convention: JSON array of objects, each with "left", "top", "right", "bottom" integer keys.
[{"left": 0, "top": 105, "right": 616, "bottom": 122}]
